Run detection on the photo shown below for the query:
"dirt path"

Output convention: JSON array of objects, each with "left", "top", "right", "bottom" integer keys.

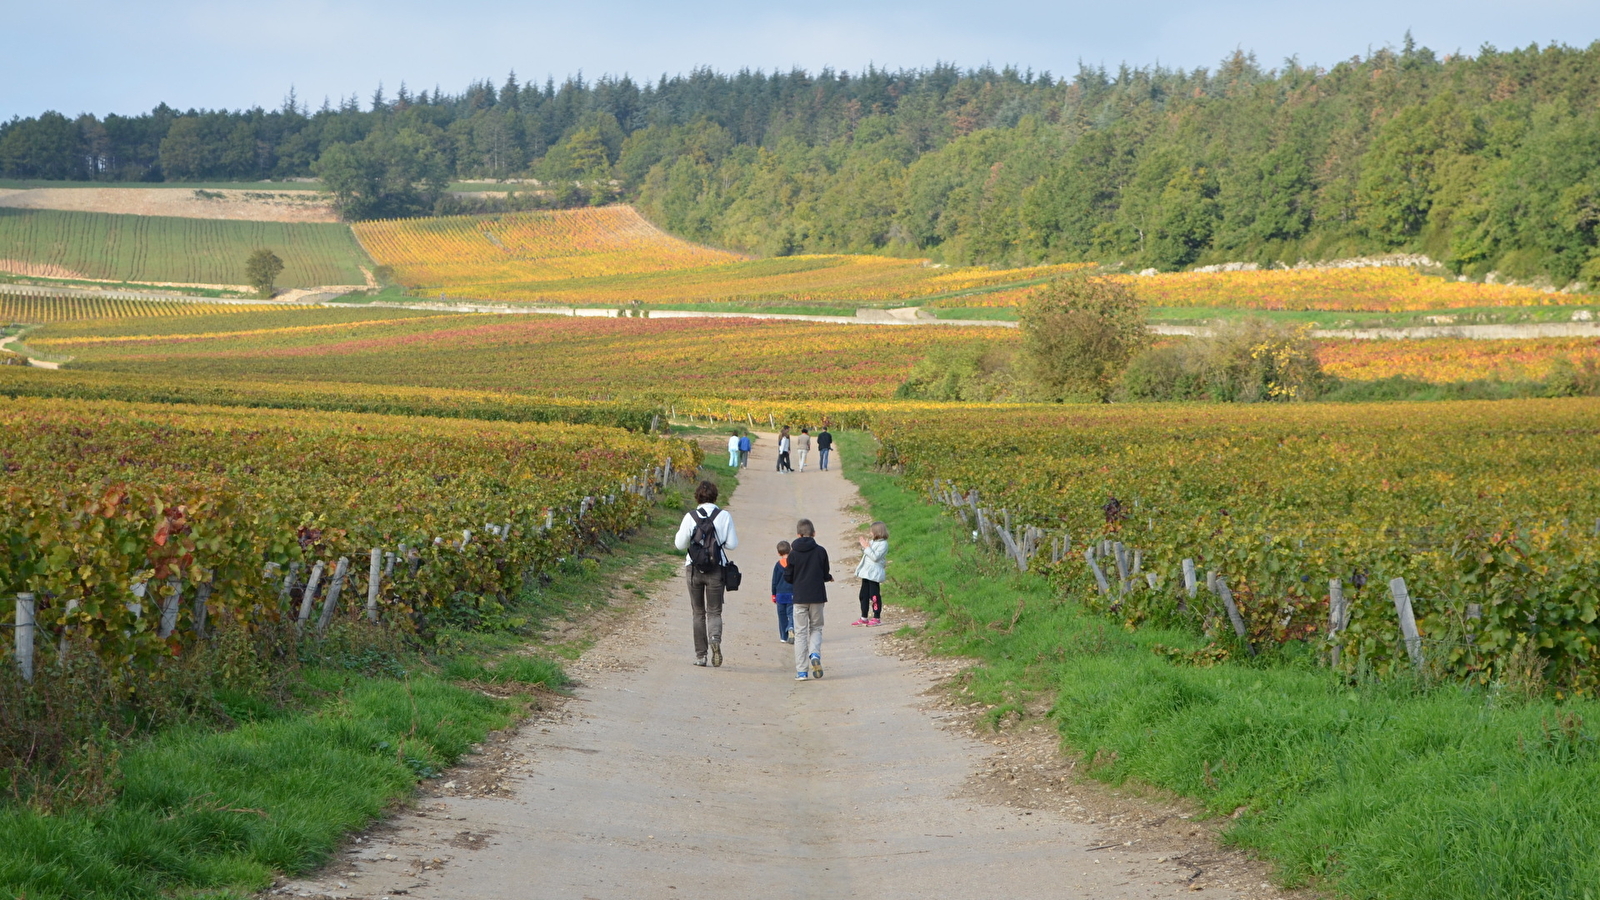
[
  {"left": 274, "top": 437, "right": 1296, "bottom": 900},
  {"left": 0, "top": 331, "right": 58, "bottom": 369}
]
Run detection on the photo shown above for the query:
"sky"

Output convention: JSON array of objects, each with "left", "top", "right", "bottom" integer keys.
[{"left": 2, "top": 0, "right": 1597, "bottom": 121}]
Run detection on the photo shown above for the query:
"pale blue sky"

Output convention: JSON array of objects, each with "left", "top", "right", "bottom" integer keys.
[{"left": 2, "top": 0, "right": 1597, "bottom": 120}]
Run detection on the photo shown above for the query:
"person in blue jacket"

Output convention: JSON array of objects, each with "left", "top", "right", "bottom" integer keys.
[
  {"left": 771, "top": 540, "right": 795, "bottom": 642},
  {"left": 738, "top": 433, "right": 752, "bottom": 468}
]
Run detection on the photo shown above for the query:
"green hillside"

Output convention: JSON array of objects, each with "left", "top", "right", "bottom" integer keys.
[{"left": 0, "top": 208, "right": 368, "bottom": 287}]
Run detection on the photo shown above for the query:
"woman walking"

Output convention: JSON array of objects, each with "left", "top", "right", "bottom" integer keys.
[
  {"left": 673, "top": 480, "right": 739, "bottom": 667},
  {"left": 777, "top": 426, "right": 792, "bottom": 473}
]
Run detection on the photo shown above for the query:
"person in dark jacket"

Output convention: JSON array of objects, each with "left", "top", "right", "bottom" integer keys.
[
  {"left": 772, "top": 540, "right": 795, "bottom": 643},
  {"left": 783, "top": 518, "right": 832, "bottom": 679},
  {"left": 816, "top": 428, "right": 834, "bottom": 471}
]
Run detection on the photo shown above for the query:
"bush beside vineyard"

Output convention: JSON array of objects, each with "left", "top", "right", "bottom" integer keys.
[
  {"left": 873, "top": 400, "right": 1600, "bottom": 694},
  {"left": 0, "top": 397, "right": 698, "bottom": 672}
]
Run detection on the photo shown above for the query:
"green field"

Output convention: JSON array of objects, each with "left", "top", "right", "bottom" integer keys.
[{"left": 0, "top": 209, "right": 369, "bottom": 287}]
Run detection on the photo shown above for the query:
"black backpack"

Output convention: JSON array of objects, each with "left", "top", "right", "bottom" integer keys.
[{"left": 688, "top": 507, "right": 722, "bottom": 573}]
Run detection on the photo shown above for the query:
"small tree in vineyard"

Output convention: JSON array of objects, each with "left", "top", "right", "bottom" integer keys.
[
  {"left": 1019, "top": 274, "right": 1148, "bottom": 402},
  {"left": 245, "top": 249, "right": 285, "bottom": 298}
]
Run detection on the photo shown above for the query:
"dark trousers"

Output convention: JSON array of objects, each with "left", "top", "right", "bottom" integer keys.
[
  {"left": 776, "top": 599, "right": 794, "bottom": 639},
  {"left": 687, "top": 566, "right": 725, "bottom": 658},
  {"left": 777, "top": 450, "right": 791, "bottom": 472},
  {"left": 859, "top": 579, "right": 882, "bottom": 619}
]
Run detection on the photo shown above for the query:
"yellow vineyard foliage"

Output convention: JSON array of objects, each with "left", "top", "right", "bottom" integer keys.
[
  {"left": 873, "top": 400, "right": 1600, "bottom": 692},
  {"left": 926, "top": 268, "right": 1579, "bottom": 312},
  {"left": 0, "top": 397, "right": 698, "bottom": 668},
  {"left": 353, "top": 206, "right": 1085, "bottom": 306}
]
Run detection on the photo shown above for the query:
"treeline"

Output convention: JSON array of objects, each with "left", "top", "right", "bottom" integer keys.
[{"left": 6, "top": 40, "right": 1600, "bottom": 281}]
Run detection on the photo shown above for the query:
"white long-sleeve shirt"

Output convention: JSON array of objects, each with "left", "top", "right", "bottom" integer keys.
[
  {"left": 728, "top": 435, "right": 741, "bottom": 453},
  {"left": 674, "top": 502, "right": 739, "bottom": 566}
]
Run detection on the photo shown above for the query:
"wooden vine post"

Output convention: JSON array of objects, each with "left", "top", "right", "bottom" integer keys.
[
  {"left": 296, "top": 560, "right": 326, "bottom": 633},
  {"left": 317, "top": 557, "right": 350, "bottom": 635},
  {"left": 366, "top": 549, "right": 382, "bottom": 623},
  {"left": 1389, "top": 577, "right": 1423, "bottom": 669},
  {"left": 15, "top": 593, "right": 35, "bottom": 683},
  {"left": 1328, "top": 578, "right": 1347, "bottom": 667},
  {"left": 1215, "top": 578, "right": 1255, "bottom": 656}
]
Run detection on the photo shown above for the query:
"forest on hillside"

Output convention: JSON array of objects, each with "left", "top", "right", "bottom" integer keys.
[{"left": 5, "top": 38, "right": 1600, "bottom": 283}]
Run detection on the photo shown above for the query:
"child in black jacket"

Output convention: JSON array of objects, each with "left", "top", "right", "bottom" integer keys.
[{"left": 771, "top": 541, "right": 795, "bottom": 643}]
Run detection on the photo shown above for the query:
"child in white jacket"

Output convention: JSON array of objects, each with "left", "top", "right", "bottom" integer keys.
[{"left": 853, "top": 521, "right": 889, "bottom": 626}]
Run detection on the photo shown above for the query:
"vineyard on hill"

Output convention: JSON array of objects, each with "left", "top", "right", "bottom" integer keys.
[
  {"left": 924, "top": 267, "right": 1579, "bottom": 313},
  {"left": 0, "top": 208, "right": 369, "bottom": 288},
  {"left": 353, "top": 206, "right": 1086, "bottom": 307},
  {"left": 30, "top": 309, "right": 1002, "bottom": 400},
  {"left": 1319, "top": 337, "right": 1600, "bottom": 383},
  {"left": 24, "top": 304, "right": 1600, "bottom": 410},
  {"left": 0, "top": 397, "right": 697, "bottom": 672},
  {"left": 874, "top": 400, "right": 1600, "bottom": 691}
]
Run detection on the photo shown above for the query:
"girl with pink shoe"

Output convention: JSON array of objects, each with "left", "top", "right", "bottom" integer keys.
[{"left": 853, "top": 522, "right": 889, "bottom": 626}]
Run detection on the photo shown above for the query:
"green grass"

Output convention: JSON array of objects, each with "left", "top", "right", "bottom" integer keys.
[
  {"left": 0, "top": 208, "right": 368, "bottom": 288},
  {"left": 0, "top": 673, "right": 517, "bottom": 900},
  {"left": 839, "top": 430, "right": 1600, "bottom": 900}
]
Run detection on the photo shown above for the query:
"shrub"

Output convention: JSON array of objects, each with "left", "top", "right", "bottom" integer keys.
[
  {"left": 1018, "top": 275, "right": 1147, "bottom": 401},
  {"left": 1119, "top": 318, "right": 1325, "bottom": 401},
  {"left": 893, "top": 342, "right": 1020, "bottom": 401}
]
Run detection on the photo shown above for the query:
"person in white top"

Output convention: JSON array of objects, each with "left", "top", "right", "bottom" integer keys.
[
  {"left": 727, "top": 432, "right": 741, "bottom": 468},
  {"left": 777, "top": 427, "right": 792, "bottom": 473},
  {"left": 673, "top": 480, "right": 739, "bottom": 666}
]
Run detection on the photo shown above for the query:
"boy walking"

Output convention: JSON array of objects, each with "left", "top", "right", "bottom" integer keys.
[
  {"left": 738, "top": 433, "right": 752, "bottom": 467},
  {"left": 772, "top": 541, "right": 795, "bottom": 643},
  {"left": 784, "top": 518, "right": 832, "bottom": 680}
]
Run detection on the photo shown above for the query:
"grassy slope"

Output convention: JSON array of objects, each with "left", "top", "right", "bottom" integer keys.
[
  {"left": 838, "top": 431, "right": 1600, "bottom": 900},
  {"left": 0, "top": 478, "right": 710, "bottom": 900},
  {"left": 0, "top": 208, "right": 367, "bottom": 287}
]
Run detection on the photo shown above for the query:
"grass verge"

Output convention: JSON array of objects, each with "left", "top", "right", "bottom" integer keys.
[
  {"left": 0, "top": 480, "right": 702, "bottom": 900},
  {"left": 838, "top": 431, "right": 1600, "bottom": 900}
]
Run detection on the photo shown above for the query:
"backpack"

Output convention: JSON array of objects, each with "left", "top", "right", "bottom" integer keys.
[{"left": 688, "top": 507, "right": 723, "bottom": 573}]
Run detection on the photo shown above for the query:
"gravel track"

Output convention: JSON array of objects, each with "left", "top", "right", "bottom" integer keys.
[{"left": 274, "top": 436, "right": 1302, "bottom": 900}]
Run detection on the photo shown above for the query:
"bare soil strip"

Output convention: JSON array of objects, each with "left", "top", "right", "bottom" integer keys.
[
  {"left": 274, "top": 437, "right": 1310, "bottom": 900},
  {"left": 0, "top": 188, "right": 339, "bottom": 222}
]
